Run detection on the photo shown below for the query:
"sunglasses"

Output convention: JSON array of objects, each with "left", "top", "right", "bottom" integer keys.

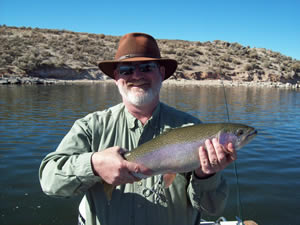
[{"left": 117, "top": 62, "right": 159, "bottom": 76}]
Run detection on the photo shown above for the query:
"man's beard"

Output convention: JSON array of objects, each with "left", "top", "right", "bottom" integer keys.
[{"left": 117, "top": 77, "right": 162, "bottom": 106}]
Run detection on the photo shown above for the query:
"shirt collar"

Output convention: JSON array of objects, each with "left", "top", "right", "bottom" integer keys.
[
  {"left": 124, "top": 106, "right": 138, "bottom": 129},
  {"left": 124, "top": 102, "right": 161, "bottom": 130},
  {"left": 147, "top": 102, "right": 160, "bottom": 129}
]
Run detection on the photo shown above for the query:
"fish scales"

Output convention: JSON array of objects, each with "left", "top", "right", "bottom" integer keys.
[
  {"left": 124, "top": 123, "right": 257, "bottom": 175},
  {"left": 125, "top": 123, "right": 224, "bottom": 160},
  {"left": 104, "top": 123, "right": 257, "bottom": 200}
]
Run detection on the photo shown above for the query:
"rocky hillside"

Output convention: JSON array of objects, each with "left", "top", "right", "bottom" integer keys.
[{"left": 1, "top": 25, "right": 300, "bottom": 84}]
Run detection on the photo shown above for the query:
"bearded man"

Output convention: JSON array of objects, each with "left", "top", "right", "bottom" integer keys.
[{"left": 39, "top": 32, "right": 236, "bottom": 225}]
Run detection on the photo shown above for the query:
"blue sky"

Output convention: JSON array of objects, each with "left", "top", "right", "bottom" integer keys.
[{"left": 1, "top": 0, "right": 299, "bottom": 60}]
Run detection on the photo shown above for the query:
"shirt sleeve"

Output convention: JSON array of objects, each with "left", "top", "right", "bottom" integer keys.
[
  {"left": 187, "top": 172, "right": 229, "bottom": 216},
  {"left": 39, "top": 118, "right": 101, "bottom": 197}
]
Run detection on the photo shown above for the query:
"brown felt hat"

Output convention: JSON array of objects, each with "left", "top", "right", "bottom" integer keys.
[{"left": 98, "top": 32, "right": 177, "bottom": 80}]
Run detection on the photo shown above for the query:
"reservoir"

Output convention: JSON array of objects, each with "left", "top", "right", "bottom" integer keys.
[{"left": 0, "top": 83, "right": 299, "bottom": 225}]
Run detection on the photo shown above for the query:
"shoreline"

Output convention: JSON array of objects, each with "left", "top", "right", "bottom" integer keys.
[
  {"left": 163, "top": 79, "right": 300, "bottom": 89},
  {"left": 0, "top": 76, "right": 299, "bottom": 89}
]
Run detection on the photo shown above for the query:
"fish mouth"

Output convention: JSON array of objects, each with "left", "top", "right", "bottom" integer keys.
[
  {"left": 247, "top": 129, "right": 258, "bottom": 139},
  {"left": 240, "top": 129, "right": 257, "bottom": 148}
]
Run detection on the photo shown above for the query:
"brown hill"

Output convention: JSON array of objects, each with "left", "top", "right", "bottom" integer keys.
[{"left": 1, "top": 25, "right": 300, "bottom": 84}]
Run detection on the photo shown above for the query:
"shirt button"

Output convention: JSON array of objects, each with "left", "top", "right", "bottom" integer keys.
[{"left": 137, "top": 181, "right": 142, "bottom": 186}]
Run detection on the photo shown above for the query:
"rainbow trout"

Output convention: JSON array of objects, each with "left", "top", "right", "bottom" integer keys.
[{"left": 104, "top": 123, "right": 257, "bottom": 199}]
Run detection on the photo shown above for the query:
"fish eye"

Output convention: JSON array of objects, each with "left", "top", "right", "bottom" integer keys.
[{"left": 236, "top": 129, "right": 244, "bottom": 136}]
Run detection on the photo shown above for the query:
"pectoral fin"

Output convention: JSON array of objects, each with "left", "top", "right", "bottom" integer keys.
[
  {"left": 217, "top": 130, "right": 222, "bottom": 143},
  {"left": 102, "top": 181, "right": 115, "bottom": 201},
  {"left": 163, "top": 173, "right": 176, "bottom": 188}
]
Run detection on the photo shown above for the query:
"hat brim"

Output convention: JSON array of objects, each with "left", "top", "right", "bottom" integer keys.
[{"left": 98, "top": 57, "right": 177, "bottom": 80}]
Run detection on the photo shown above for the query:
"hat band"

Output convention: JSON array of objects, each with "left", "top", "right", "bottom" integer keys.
[{"left": 118, "top": 53, "right": 160, "bottom": 60}]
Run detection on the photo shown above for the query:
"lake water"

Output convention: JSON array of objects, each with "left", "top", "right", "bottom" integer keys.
[{"left": 0, "top": 83, "right": 299, "bottom": 225}]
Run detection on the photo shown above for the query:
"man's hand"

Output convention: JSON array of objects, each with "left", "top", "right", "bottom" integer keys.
[
  {"left": 195, "top": 138, "right": 237, "bottom": 178},
  {"left": 91, "top": 146, "right": 151, "bottom": 186}
]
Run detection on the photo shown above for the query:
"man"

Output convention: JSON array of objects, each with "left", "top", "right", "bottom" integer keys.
[{"left": 39, "top": 32, "right": 236, "bottom": 225}]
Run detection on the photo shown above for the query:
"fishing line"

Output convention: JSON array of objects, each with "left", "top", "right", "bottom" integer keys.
[
  {"left": 221, "top": 79, "right": 244, "bottom": 223},
  {"left": 222, "top": 80, "right": 230, "bottom": 122}
]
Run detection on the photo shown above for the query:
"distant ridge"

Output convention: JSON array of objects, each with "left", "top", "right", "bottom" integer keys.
[{"left": 1, "top": 25, "right": 299, "bottom": 85}]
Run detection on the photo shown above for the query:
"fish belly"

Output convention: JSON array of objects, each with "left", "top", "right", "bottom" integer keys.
[{"left": 133, "top": 140, "right": 204, "bottom": 175}]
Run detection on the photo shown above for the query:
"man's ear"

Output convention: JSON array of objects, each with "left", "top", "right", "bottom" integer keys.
[{"left": 160, "top": 66, "right": 166, "bottom": 80}]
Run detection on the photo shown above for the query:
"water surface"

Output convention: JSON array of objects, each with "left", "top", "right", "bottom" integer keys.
[{"left": 0, "top": 83, "right": 299, "bottom": 225}]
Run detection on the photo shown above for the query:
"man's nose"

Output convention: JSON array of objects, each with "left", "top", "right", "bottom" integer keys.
[{"left": 130, "top": 67, "right": 144, "bottom": 79}]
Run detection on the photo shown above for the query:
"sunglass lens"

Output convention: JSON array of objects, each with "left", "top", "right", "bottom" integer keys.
[
  {"left": 139, "top": 63, "right": 157, "bottom": 72},
  {"left": 118, "top": 62, "right": 158, "bottom": 75},
  {"left": 119, "top": 65, "right": 135, "bottom": 75}
]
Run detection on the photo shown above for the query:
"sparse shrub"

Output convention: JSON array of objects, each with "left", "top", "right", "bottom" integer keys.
[
  {"left": 40, "top": 58, "right": 55, "bottom": 67},
  {"left": 215, "top": 67, "right": 224, "bottom": 75},
  {"left": 0, "top": 58, "right": 6, "bottom": 67},
  {"left": 195, "top": 41, "right": 203, "bottom": 46},
  {"left": 280, "top": 65, "right": 287, "bottom": 72},
  {"left": 186, "top": 50, "right": 196, "bottom": 57},
  {"left": 192, "top": 61, "right": 199, "bottom": 66},
  {"left": 232, "top": 59, "right": 241, "bottom": 65},
  {"left": 176, "top": 50, "right": 183, "bottom": 56},
  {"left": 249, "top": 51, "right": 259, "bottom": 59},
  {"left": 220, "top": 54, "right": 232, "bottom": 62},
  {"left": 270, "top": 51, "right": 281, "bottom": 58},
  {"left": 88, "top": 56, "right": 98, "bottom": 66},
  {"left": 244, "top": 63, "right": 255, "bottom": 71},
  {"left": 263, "top": 61, "right": 271, "bottom": 69},
  {"left": 291, "top": 63, "right": 300, "bottom": 73},
  {"left": 162, "top": 48, "right": 176, "bottom": 55},
  {"left": 199, "top": 58, "right": 208, "bottom": 64},
  {"left": 2, "top": 53, "right": 14, "bottom": 64},
  {"left": 194, "top": 50, "right": 203, "bottom": 55},
  {"left": 0, "top": 25, "right": 299, "bottom": 83},
  {"left": 210, "top": 50, "right": 219, "bottom": 56},
  {"left": 65, "top": 47, "right": 74, "bottom": 54},
  {"left": 219, "top": 62, "right": 232, "bottom": 70},
  {"left": 182, "top": 64, "right": 192, "bottom": 70},
  {"left": 76, "top": 36, "right": 90, "bottom": 45}
]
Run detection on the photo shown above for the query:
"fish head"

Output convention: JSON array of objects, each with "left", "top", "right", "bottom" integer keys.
[{"left": 218, "top": 123, "right": 257, "bottom": 150}]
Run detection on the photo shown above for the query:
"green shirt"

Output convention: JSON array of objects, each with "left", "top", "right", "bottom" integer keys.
[{"left": 39, "top": 102, "right": 228, "bottom": 225}]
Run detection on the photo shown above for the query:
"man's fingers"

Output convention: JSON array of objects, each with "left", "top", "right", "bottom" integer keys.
[
  {"left": 199, "top": 145, "right": 215, "bottom": 174},
  {"left": 224, "top": 142, "right": 237, "bottom": 162},
  {"left": 212, "top": 138, "right": 228, "bottom": 166},
  {"left": 206, "top": 139, "right": 220, "bottom": 168},
  {"left": 196, "top": 139, "right": 238, "bottom": 177}
]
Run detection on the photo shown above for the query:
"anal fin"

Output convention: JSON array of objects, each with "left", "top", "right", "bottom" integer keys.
[
  {"left": 163, "top": 173, "right": 176, "bottom": 188},
  {"left": 102, "top": 182, "right": 115, "bottom": 201}
]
